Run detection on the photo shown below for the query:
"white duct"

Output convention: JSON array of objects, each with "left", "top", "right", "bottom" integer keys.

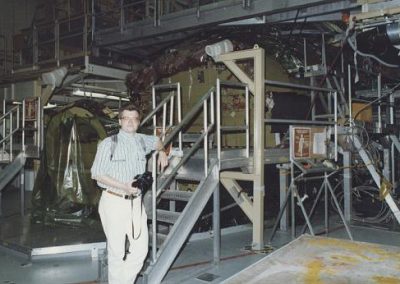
[
  {"left": 41, "top": 67, "right": 68, "bottom": 90},
  {"left": 205, "top": 39, "right": 233, "bottom": 57}
]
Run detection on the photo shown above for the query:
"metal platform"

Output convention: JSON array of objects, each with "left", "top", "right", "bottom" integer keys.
[
  {"left": 188, "top": 147, "right": 290, "bottom": 170},
  {"left": 0, "top": 146, "right": 288, "bottom": 262},
  {"left": 223, "top": 234, "right": 400, "bottom": 284},
  {"left": 0, "top": 212, "right": 105, "bottom": 259}
]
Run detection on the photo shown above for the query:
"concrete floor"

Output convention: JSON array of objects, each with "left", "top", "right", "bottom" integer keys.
[
  {"left": 1, "top": 188, "right": 400, "bottom": 284},
  {"left": 223, "top": 235, "right": 400, "bottom": 284}
]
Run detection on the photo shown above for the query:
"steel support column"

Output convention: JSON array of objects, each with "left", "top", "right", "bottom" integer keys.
[
  {"left": 277, "top": 163, "right": 290, "bottom": 231},
  {"left": 343, "top": 151, "right": 352, "bottom": 223},
  {"left": 216, "top": 46, "right": 265, "bottom": 250}
]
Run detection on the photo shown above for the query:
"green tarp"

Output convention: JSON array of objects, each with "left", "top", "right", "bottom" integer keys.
[{"left": 32, "top": 102, "right": 110, "bottom": 226}]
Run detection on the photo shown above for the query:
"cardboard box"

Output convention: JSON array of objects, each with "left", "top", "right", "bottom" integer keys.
[{"left": 352, "top": 102, "right": 372, "bottom": 122}]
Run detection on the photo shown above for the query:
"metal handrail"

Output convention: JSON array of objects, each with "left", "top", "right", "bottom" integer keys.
[
  {"left": 147, "top": 85, "right": 215, "bottom": 262},
  {"left": 148, "top": 82, "right": 182, "bottom": 261},
  {"left": 0, "top": 35, "right": 6, "bottom": 74},
  {"left": 0, "top": 98, "right": 42, "bottom": 163},
  {"left": 0, "top": 103, "right": 20, "bottom": 162},
  {"left": 94, "top": 0, "right": 227, "bottom": 28},
  {"left": 153, "top": 88, "right": 215, "bottom": 196},
  {"left": 216, "top": 79, "right": 250, "bottom": 162},
  {"left": 140, "top": 90, "right": 175, "bottom": 127},
  {"left": 162, "top": 87, "right": 214, "bottom": 147},
  {"left": 12, "top": 13, "right": 90, "bottom": 70},
  {"left": 0, "top": 105, "right": 19, "bottom": 121},
  {"left": 7, "top": 1, "right": 234, "bottom": 73},
  {"left": 35, "top": 13, "right": 87, "bottom": 28},
  {"left": 263, "top": 79, "right": 339, "bottom": 161}
]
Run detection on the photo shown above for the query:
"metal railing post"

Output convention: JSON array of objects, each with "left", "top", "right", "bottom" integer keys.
[
  {"left": 162, "top": 103, "right": 167, "bottom": 140},
  {"left": 152, "top": 86, "right": 157, "bottom": 136},
  {"left": 177, "top": 83, "right": 182, "bottom": 151},
  {"left": 9, "top": 109, "right": 13, "bottom": 161},
  {"left": 151, "top": 151, "right": 157, "bottom": 262},
  {"left": 210, "top": 91, "right": 215, "bottom": 149},
  {"left": 33, "top": 26, "right": 38, "bottom": 67},
  {"left": 377, "top": 73, "right": 382, "bottom": 132},
  {"left": 120, "top": 0, "right": 125, "bottom": 33},
  {"left": 153, "top": 0, "right": 160, "bottom": 27},
  {"left": 38, "top": 97, "right": 42, "bottom": 150},
  {"left": 203, "top": 99, "right": 208, "bottom": 174},
  {"left": 169, "top": 95, "right": 174, "bottom": 129},
  {"left": 334, "top": 91, "right": 338, "bottom": 161},
  {"left": 11, "top": 35, "right": 15, "bottom": 72},
  {"left": 2, "top": 100, "right": 5, "bottom": 160},
  {"left": 83, "top": 13, "right": 88, "bottom": 55},
  {"left": 245, "top": 85, "right": 250, "bottom": 158},
  {"left": 91, "top": 0, "right": 96, "bottom": 42},
  {"left": 55, "top": 20, "right": 60, "bottom": 66},
  {"left": 22, "top": 99, "right": 25, "bottom": 152},
  {"left": 216, "top": 79, "right": 221, "bottom": 165}
]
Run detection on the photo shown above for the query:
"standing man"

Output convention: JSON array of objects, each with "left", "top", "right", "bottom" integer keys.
[{"left": 91, "top": 104, "right": 168, "bottom": 284}]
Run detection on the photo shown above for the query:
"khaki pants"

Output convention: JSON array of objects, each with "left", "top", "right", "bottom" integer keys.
[{"left": 99, "top": 192, "right": 148, "bottom": 284}]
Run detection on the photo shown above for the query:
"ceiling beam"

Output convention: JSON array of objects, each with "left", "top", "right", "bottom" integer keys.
[
  {"left": 95, "top": 0, "right": 360, "bottom": 47},
  {"left": 223, "top": 1, "right": 357, "bottom": 25}
]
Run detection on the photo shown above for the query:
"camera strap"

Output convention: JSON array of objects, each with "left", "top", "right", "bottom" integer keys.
[
  {"left": 131, "top": 198, "right": 143, "bottom": 241},
  {"left": 110, "top": 134, "right": 118, "bottom": 161}
]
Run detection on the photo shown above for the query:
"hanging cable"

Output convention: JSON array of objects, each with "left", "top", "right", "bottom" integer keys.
[
  {"left": 346, "top": 36, "right": 400, "bottom": 68},
  {"left": 353, "top": 81, "right": 400, "bottom": 120}
]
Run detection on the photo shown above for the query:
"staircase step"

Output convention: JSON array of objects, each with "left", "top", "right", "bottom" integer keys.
[
  {"left": 164, "top": 156, "right": 206, "bottom": 181},
  {"left": 0, "top": 152, "right": 26, "bottom": 192},
  {"left": 176, "top": 158, "right": 206, "bottom": 181},
  {"left": 148, "top": 231, "right": 168, "bottom": 248},
  {"left": 144, "top": 161, "right": 219, "bottom": 283},
  {"left": 156, "top": 209, "right": 180, "bottom": 224},
  {"left": 314, "top": 114, "right": 334, "bottom": 119},
  {"left": 160, "top": 190, "right": 193, "bottom": 201},
  {"left": 175, "top": 172, "right": 204, "bottom": 181}
]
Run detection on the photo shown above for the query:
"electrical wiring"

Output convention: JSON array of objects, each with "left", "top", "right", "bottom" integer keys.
[
  {"left": 351, "top": 122, "right": 369, "bottom": 149},
  {"left": 346, "top": 35, "right": 400, "bottom": 69},
  {"left": 352, "top": 186, "right": 392, "bottom": 224},
  {"left": 353, "top": 80, "right": 400, "bottom": 121},
  {"left": 330, "top": 182, "right": 393, "bottom": 225},
  {"left": 340, "top": 120, "right": 384, "bottom": 171}
]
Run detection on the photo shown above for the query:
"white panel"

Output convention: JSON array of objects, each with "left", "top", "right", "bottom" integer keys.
[{"left": 14, "top": 81, "right": 35, "bottom": 100}]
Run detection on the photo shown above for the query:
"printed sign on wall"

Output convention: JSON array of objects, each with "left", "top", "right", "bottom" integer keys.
[{"left": 293, "top": 128, "right": 311, "bottom": 158}]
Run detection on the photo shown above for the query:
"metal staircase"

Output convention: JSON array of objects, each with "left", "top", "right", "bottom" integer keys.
[
  {"left": 136, "top": 46, "right": 289, "bottom": 283},
  {"left": 144, "top": 160, "right": 219, "bottom": 284},
  {"left": 138, "top": 83, "right": 221, "bottom": 283},
  {"left": 0, "top": 97, "right": 42, "bottom": 216}
]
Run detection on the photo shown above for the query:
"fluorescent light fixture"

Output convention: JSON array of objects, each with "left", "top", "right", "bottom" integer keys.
[
  {"left": 44, "top": 103, "right": 58, "bottom": 109},
  {"left": 73, "top": 89, "right": 129, "bottom": 101}
]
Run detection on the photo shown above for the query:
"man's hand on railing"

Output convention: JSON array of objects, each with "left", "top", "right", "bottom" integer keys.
[{"left": 158, "top": 150, "right": 169, "bottom": 171}]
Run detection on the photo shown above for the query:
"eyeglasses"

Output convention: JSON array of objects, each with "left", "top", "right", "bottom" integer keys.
[{"left": 121, "top": 116, "right": 140, "bottom": 121}]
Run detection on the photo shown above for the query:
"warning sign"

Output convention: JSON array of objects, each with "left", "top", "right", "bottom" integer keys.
[
  {"left": 293, "top": 128, "right": 311, "bottom": 158},
  {"left": 24, "top": 97, "right": 38, "bottom": 120}
]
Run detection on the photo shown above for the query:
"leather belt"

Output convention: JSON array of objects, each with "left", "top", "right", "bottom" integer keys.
[{"left": 106, "top": 190, "right": 138, "bottom": 200}]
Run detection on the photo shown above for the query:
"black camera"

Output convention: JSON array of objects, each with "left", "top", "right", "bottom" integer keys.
[{"left": 131, "top": 171, "right": 153, "bottom": 195}]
